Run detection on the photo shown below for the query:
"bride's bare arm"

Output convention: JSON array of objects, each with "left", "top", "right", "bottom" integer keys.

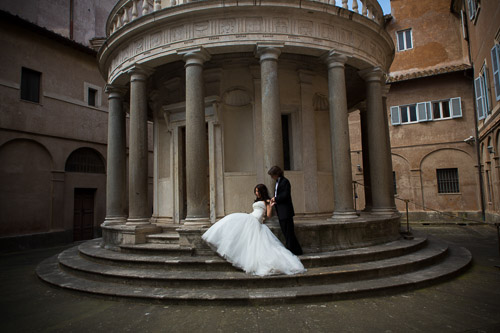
[{"left": 266, "top": 201, "right": 272, "bottom": 218}]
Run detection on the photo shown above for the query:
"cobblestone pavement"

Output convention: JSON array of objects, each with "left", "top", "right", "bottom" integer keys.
[{"left": 1, "top": 224, "right": 499, "bottom": 333}]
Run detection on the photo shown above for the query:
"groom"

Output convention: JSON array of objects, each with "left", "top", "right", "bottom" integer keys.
[{"left": 269, "top": 166, "right": 303, "bottom": 255}]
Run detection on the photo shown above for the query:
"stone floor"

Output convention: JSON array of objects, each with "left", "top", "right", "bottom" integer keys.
[{"left": 1, "top": 224, "right": 499, "bottom": 332}]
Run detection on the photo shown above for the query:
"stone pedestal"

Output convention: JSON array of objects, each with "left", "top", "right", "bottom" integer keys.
[
  {"left": 103, "top": 84, "right": 128, "bottom": 226},
  {"left": 325, "top": 52, "right": 357, "bottom": 219},
  {"left": 101, "top": 224, "right": 161, "bottom": 249}
]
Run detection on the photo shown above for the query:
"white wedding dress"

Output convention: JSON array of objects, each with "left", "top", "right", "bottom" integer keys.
[{"left": 202, "top": 201, "right": 306, "bottom": 276}]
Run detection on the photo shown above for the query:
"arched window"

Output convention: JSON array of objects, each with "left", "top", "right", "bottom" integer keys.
[{"left": 65, "top": 148, "right": 105, "bottom": 174}]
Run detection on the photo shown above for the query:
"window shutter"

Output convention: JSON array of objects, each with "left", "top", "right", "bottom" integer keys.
[
  {"left": 491, "top": 44, "right": 500, "bottom": 101},
  {"left": 397, "top": 32, "right": 404, "bottom": 52},
  {"left": 450, "top": 97, "right": 462, "bottom": 118},
  {"left": 474, "top": 77, "right": 485, "bottom": 120},
  {"left": 468, "top": 0, "right": 475, "bottom": 20},
  {"left": 390, "top": 106, "right": 401, "bottom": 125},
  {"left": 417, "top": 102, "right": 428, "bottom": 122},
  {"left": 425, "top": 102, "right": 432, "bottom": 120}
]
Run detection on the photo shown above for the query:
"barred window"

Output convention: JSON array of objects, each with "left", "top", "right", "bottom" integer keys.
[
  {"left": 436, "top": 168, "right": 459, "bottom": 194},
  {"left": 65, "top": 148, "right": 105, "bottom": 174}
]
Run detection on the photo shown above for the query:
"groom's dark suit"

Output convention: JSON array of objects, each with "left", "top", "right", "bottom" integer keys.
[{"left": 274, "top": 176, "right": 303, "bottom": 255}]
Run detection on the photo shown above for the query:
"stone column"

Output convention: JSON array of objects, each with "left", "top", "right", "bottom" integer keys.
[
  {"left": 104, "top": 84, "right": 128, "bottom": 225},
  {"left": 256, "top": 44, "right": 284, "bottom": 191},
  {"left": 325, "top": 52, "right": 357, "bottom": 219},
  {"left": 359, "top": 106, "right": 373, "bottom": 212},
  {"left": 359, "top": 67, "right": 396, "bottom": 214},
  {"left": 179, "top": 47, "right": 211, "bottom": 225},
  {"left": 126, "top": 65, "right": 153, "bottom": 225},
  {"left": 298, "top": 69, "right": 319, "bottom": 213}
]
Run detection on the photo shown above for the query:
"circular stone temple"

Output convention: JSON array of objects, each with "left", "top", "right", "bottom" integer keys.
[{"left": 37, "top": 0, "right": 472, "bottom": 303}]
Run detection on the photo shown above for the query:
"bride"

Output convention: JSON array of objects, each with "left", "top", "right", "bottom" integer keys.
[{"left": 202, "top": 184, "right": 306, "bottom": 276}]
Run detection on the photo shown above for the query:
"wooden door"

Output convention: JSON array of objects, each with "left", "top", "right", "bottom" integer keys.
[{"left": 73, "top": 188, "right": 95, "bottom": 241}]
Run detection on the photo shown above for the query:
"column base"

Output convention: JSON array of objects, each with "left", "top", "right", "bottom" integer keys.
[
  {"left": 102, "top": 216, "right": 127, "bottom": 226},
  {"left": 328, "top": 211, "right": 359, "bottom": 220},
  {"left": 182, "top": 217, "right": 211, "bottom": 228},
  {"left": 370, "top": 207, "right": 399, "bottom": 216},
  {"left": 126, "top": 217, "right": 151, "bottom": 226}
]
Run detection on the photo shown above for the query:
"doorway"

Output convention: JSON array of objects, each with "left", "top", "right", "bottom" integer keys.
[{"left": 73, "top": 188, "right": 95, "bottom": 241}]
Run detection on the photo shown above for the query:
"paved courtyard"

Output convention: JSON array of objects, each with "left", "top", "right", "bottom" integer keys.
[{"left": 1, "top": 224, "right": 499, "bottom": 333}]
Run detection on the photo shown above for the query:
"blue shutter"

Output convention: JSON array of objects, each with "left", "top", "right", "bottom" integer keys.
[
  {"left": 468, "top": 0, "right": 475, "bottom": 20},
  {"left": 491, "top": 44, "right": 500, "bottom": 101},
  {"left": 450, "top": 97, "right": 462, "bottom": 118},
  {"left": 474, "top": 77, "right": 485, "bottom": 120},
  {"left": 390, "top": 106, "right": 401, "bottom": 125}
]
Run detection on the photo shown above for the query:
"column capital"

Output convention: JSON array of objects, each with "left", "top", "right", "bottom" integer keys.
[
  {"left": 127, "top": 64, "right": 154, "bottom": 81},
  {"left": 255, "top": 43, "right": 283, "bottom": 62},
  {"left": 177, "top": 46, "right": 211, "bottom": 67},
  {"left": 323, "top": 51, "right": 349, "bottom": 69},
  {"left": 105, "top": 83, "right": 127, "bottom": 97},
  {"left": 359, "top": 67, "right": 385, "bottom": 82},
  {"left": 298, "top": 69, "right": 315, "bottom": 84}
]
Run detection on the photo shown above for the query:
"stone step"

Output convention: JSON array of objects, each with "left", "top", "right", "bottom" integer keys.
[
  {"left": 145, "top": 233, "right": 180, "bottom": 245},
  {"left": 78, "top": 237, "right": 428, "bottom": 271},
  {"left": 119, "top": 243, "right": 194, "bottom": 256},
  {"left": 57, "top": 240, "right": 448, "bottom": 289},
  {"left": 36, "top": 245, "right": 472, "bottom": 304}
]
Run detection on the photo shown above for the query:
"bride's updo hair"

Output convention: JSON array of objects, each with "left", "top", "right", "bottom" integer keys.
[{"left": 254, "top": 184, "right": 271, "bottom": 202}]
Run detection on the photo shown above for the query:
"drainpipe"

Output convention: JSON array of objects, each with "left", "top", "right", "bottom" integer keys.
[
  {"left": 463, "top": 2, "right": 486, "bottom": 221},
  {"left": 69, "top": 0, "right": 74, "bottom": 40}
]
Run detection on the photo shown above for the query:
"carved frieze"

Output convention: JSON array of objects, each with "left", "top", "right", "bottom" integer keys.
[{"left": 106, "top": 13, "right": 390, "bottom": 83}]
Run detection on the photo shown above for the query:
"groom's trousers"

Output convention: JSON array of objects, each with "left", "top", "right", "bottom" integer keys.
[{"left": 279, "top": 217, "right": 303, "bottom": 255}]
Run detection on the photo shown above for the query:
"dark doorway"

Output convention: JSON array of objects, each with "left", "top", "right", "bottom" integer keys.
[
  {"left": 73, "top": 188, "right": 95, "bottom": 241},
  {"left": 282, "top": 114, "right": 291, "bottom": 170}
]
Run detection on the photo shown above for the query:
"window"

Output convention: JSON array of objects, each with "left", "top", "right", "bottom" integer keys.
[
  {"left": 84, "top": 82, "right": 101, "bottom": 108},
  {"left": 393, "top": 171, "right": 397, "bottom": 195},
  {"left": 432, "top": 100, "right": 451, "bottom": 120},
  {"left": 468, "top": 0, "right": 478, "bottom": 21},
  {"left": 88, "top": 88, "right": 97, "bottom": 107},
  {"left": 491, "top": 43, "right": 500, "bottom": 101},
  {"left": 400, "top": 104, "right": 418, "bottom": 123},
  {"left": 486, "top": 169, "right": 492, "bottom": 203},
  {"left": 20, "top": 67, "right": 41, "bottom": 103},
  {"left": 396, "top": 29, "right": 413, "bottom": 52},
  {"left": 475, "top": 64, "right": 491, "bottom": 120},
  {"left": 390, "top": 97, "right": 461, "bottom": 126},
  {"left": 65, "top": 148, "right": 105, "bottom": 173},
  {"left": 282, "top": 114, "right": 291, "bottom": 171},
  {"left": 436, "top": 168, "right": 460, "bottom": 194}
]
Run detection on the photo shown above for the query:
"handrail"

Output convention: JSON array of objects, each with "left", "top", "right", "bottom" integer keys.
[{"left": 105, "top": 0, "right": 385, "bottom": 37}]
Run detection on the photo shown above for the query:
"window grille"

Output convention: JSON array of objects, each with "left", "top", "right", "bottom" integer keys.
[
  {"left": 436, "top": 168, "right": 459, "bottom": 194},
  {"left": 65, "top": 148, "right": 105, "bottom": 174}
]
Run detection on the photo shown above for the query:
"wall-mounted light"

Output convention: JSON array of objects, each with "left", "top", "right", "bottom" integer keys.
[
  {"left": 487, "top": 146, "right": 495, "bottom": 155},
  {"left": 357, "top": 164, "right": 362, "bottom": 172},
  {"left": 464, "top": 136, "right": 475, "bottom": 145}
]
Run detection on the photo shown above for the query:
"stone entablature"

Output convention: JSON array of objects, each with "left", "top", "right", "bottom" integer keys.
[{"left": 99, "top": 0, "right": 394, "bottom": 84}]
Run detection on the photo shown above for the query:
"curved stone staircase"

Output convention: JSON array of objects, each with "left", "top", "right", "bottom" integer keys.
[{"left": 36, "top": 230, "right": 472, "bottom": 304}]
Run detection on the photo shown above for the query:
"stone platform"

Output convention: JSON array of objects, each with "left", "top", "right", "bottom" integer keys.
[{"left": 36, "top": 224, "right": 471, "bottom": 304}]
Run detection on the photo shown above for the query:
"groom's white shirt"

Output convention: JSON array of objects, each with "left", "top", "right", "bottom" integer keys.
[{"left": 275, "top": 177, "right": 280, "bottom": 197}]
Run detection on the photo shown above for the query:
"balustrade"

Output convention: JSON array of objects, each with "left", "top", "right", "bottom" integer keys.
[{"left": 107, "top": 0, "right": 384, "bottom": 36}]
